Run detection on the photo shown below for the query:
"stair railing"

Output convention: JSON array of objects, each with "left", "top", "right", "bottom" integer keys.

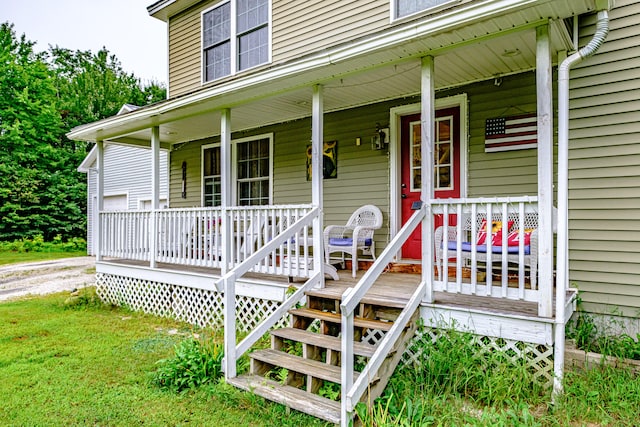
[
  {"left": 220, "top": 207, "right": 321, "bottom": 379},
  {"left": 340, "top": 205, "right": 427, "bottom": 426}
]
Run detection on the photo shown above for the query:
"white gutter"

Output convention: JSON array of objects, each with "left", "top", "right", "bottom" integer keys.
[{"left": 554, "top": 6, "right": 610, "bottom": 399}]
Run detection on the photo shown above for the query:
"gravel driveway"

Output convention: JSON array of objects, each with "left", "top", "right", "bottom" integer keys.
[{"left": 0, "top": 256, "right": 96, "bottom": 302}]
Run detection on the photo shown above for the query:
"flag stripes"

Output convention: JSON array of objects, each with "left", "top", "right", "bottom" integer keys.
[{"left": 484, "top": 113, "right": 537, "bottom": 152}]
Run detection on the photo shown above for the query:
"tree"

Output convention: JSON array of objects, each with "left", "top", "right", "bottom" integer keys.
[
  {"left": 0, "top": 22, "right": 167, "bottom": 242},
  {"left": 0, "top": 23, "right": 73, "bottom": 241},
  {"left": 49, "top": 46, "right": 166, "bottom": 136}
]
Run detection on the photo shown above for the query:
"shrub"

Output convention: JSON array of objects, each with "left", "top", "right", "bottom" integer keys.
[
  {"left": 0, "top": 235, "right": 86, "bottom": 253},
  {"left": 152, "top": 337, "right": 224, "bottom": 392}
]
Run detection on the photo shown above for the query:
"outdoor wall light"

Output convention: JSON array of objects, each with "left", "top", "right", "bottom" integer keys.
[{"left": 371, "top": 123, "right": 389, "bottom": 150}]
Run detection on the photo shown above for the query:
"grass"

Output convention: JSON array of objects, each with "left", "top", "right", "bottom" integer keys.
[
  {"left": 0, "top": 250, "right": 87, "bottom": 265},
  {"left": 0, "top": 291, "right": 327, "bottom": 427},
  {"left": 356, "top": 328, "right": 640, "bottom": 426},
  {"left": 2, "top": 292, "right": 638, "bottom": 426},
  {"left": 0, "top": 235, "right": 87, "bottom": 266}
]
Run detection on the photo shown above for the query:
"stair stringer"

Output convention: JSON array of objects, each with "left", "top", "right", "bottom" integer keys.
[{"left": 358, "top": 308, "right": 421, "bottom": 405}]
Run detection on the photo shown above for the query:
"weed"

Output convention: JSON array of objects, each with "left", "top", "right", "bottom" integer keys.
[
  {"left": 152, "top": 337, "right": 224, "bottom": 392},
  {"left": 0, "top": 235, "right": 87, "bottom": 253},
  {"left": 62, "top": 287, "right": 103, "bottom": 309},
  {"left": 567, "top": 312, "right": 640, "bottom": 360},
  {"left": 318, "top": 381, "right": 340, "bottom": 400}
]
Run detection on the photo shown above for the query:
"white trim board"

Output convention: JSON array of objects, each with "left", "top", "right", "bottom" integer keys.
[{"left": 97, "top": 261, "right": 288, "bottom": 302}]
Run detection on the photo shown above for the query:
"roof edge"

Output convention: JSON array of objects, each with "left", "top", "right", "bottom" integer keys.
[{"left": 147, "top": 0, "right": 202, "bottom": 22}]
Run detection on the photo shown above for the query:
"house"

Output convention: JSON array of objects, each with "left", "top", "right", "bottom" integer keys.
[
  {"left": 78, "top": 105, "right": 169, "bottom": 255},
  {"left": 67, "top": 0, "right": 633, "bottom": 425}
]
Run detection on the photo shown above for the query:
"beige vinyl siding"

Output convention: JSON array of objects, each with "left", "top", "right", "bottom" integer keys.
[
  {"left": 437, "top": 70, "right": 547, "bottom": 198},
  {"left": 168, "top": 3, "right": 203, "bottom": 97},
  {"left": 167, "top": 0, "right": 475, "bottom": 97},
  {"left": 167, "top": 71, "right": 555, "bottom": 256},
  {"left": 567, "top": 0, "right": 640, "bottom": 317},
  {"left": 169, "top": 137, "right": 216, "bottom": 207},
  {"left": 169, "top": 103, "right": 395, "bottom": 253},
  {"left": 271, "top": 0, "right": 388, "bottom": 63}
]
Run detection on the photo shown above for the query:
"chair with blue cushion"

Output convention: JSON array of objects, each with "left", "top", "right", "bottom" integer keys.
[{"left": 323, "top": 205, "right": 383, "bottom": 278}]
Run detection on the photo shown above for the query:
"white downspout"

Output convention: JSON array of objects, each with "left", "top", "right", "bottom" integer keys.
[{"left": 554, "top": 8, "right": 610, "bottom": 399}]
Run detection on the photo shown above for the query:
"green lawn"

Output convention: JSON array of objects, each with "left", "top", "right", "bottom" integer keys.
[
  {"left": 0, "top": 250, "right": 87, "bottom": 266},
  {"left": 0, "top": 292, "right": 327, "bottom": 427},
  {"left": 1, "top": 291, "right": 638, "bottom": 426}
]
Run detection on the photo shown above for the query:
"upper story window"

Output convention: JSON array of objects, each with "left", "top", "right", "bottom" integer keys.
[
  {"left": 395, "top": 0, "right": 460, "bottom": 19},
  {"left": 202, "top": 0, "right": 270, "bottom": 83}
]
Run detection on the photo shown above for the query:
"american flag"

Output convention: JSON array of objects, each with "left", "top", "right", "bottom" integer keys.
[{"left": 484, "top": 113, "right": 537, "bottom": 152}]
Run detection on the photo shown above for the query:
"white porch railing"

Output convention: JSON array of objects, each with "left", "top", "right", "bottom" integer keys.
[
  {"left": 339, "top": 205, "right": 427, "bottom": 426},
  {"left": 433, "top": 196, "right": 540, "bottom": 302},
  {"left": 100, "top": 210, "right": 152, "bottom": 261},
  {"left": 220, "top": 207, "right": 322, "bottom": 378},
  {"left": 99, "top": 204, "right": 315, "bottom": 277}
]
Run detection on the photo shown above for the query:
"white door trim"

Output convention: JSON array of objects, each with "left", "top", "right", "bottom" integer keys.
[{"left": 388, "top": 93, "right": 468, "bottom": 261}]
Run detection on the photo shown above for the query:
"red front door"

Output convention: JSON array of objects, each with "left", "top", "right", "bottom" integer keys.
[{"left": 400, "top": 106, "right": 461, "bottom": 259}]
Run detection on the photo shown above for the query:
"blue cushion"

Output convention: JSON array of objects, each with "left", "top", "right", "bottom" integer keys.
[
  {"left": 447, "top": 241, "right": 530, "bottom": 255},
  {"left": 329, "top": 237, "right": 373, "bottom": 247}
]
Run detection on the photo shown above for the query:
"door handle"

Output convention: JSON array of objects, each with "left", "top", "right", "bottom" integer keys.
[{"left": 401, "top": 194, "right": 407, "bottom": 199}]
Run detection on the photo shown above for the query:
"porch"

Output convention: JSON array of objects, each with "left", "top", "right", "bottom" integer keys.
[
  {"left": 95, "top": 216, "right": 574, "bottom": 423},
  {"left": 94, "top": 197, "right": 574, "bottom": 405}
]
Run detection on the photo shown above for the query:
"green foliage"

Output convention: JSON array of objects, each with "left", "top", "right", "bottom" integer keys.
[
  {"left": 356, "top": 394, "right": 436, "bottom": 427},
  {"left": 318, "top": 380, "right": 340, "bottom": 401},
  {"left": 402, "top": 328, "right": 545, "bottom": 406},
  {"left": 49, "top": 46, "right": 166, "bottom": 132},
  {"left": 567, "top": 312, "right": 640, "bottom": 360},
  {"left": 0, "top": 234, "right": 86, "bottom": 253},
  {"left": 152, "top": 337, "right": 224, "bottom": 392},
  {"left": 0, "top": 22, "right": 166, "bottom": 243},
  {"left": 63, "top": 287, "right": 103, "bottom": 310}
]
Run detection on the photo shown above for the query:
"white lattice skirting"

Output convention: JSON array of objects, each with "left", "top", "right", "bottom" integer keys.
[
  {"left": 96, "top": 273, "right": 554, "bottom": 384},
  {"left": 401, "top": 327, "right": 554, "bottom": 386},
  {"left": 96, "top": 273, "right": 286, "bottom": 332}
]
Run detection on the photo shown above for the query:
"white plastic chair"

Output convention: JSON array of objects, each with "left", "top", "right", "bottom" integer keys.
[{"left": 323, "top": 205, "right": 383, "bottom": 278}]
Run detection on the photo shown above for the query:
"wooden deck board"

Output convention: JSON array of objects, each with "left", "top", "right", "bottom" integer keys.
[
  {"left": 228, "top": 374, "right": 341, "bottom": 424},
  {"left": 100, "top": 257, "right": 569, "bottom": 321}
]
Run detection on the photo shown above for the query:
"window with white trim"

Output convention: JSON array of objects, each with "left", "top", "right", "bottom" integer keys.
[
  {"left": 236, "top": 137, "right": 270, "bottom": 205},
  {"left": 202, "top": 0, "right": 270, "bottom": 82},
  {"left": 203, "top": 145, "right": 222, "bottom": 206},
  {"left": 395, "top": 0, "right": 459, "bottom": 19},
  {"left": 202, "top": 135, "right": 272, "bottom": 207}
]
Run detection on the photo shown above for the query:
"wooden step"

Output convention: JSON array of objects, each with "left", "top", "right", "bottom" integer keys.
[
  {"left": 272, "top": 327, "right": 377, "bottom": 358},
  {"left": 289, "top": 307, "right": 394, "bottom": 332},
  {"left": 250, "top": 348, "right": 358, "bottom": 384},
  {"left": 228, "top": 374, "right": 341, "bottom": 425},
  {"left": 305, "top": 287, "right": 409, "bottom": 309}
]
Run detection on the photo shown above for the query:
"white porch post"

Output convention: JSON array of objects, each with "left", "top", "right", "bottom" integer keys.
[
  {"left": 311, "top": 84, "right": 325, "bottom": 283},
  {"left": 96, "top": 140, "right": 104, "bottom": 262},
  {"left": 421, "top": 56, "right": 435, "bottom": 303},
  {"left": 220, "top": 108, "right": 232, "bottom": 274},
  {"left": 221, "top": 108, "right": 236, "bottom": 379},
  {"left": 536, "top": 24, "right": 554, "bottom": 318},
  {"left": 150, "top": 126, "right": 160, "bottom": 268}
]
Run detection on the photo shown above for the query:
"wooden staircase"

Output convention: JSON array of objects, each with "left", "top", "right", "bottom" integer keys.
[{"left": 227, "top": 287, "right": 420, "bottom": 424}]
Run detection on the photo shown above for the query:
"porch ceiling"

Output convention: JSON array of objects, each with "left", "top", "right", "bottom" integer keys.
[{"left": 69, "top": 0, "right": 599, "bottom": 148}]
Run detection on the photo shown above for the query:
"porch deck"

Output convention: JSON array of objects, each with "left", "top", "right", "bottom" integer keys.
[{"left": 99, "top": 257, "right": 573, "bottom": 323}]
